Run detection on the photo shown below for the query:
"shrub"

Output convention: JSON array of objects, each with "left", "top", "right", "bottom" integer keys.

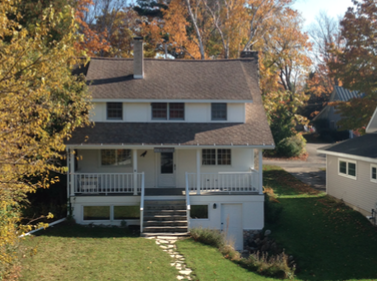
[
  {"left": 277, "top": 134, "right": 306, "bottom": 157},
  {"left": 190, "top": 228, "right": 226, "bottom": 248}
]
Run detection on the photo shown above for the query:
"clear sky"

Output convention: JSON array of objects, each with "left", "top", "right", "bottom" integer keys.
[{"left": 292, "top": 0, "right": 354, "bottom": 28}]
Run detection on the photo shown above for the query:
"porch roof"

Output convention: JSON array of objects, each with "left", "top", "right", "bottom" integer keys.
[{"left": 67, "top": 104, "right": 274, "bottom": 147}]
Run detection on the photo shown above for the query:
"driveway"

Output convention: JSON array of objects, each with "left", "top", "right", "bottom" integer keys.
[{"left": 263, "top": 143, "right": 329, "bottom": 192}]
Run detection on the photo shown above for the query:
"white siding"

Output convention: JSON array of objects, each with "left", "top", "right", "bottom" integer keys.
[
  {"left": 89, "top": 102, "right": 246, "bottom": 123},
  {"left": 327, "top": 155, "right": 377, "bottom": 215}
]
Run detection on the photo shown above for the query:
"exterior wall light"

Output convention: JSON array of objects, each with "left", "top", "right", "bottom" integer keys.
[{"left": 213, "top": 203, "right": 217, "bottom": 209}]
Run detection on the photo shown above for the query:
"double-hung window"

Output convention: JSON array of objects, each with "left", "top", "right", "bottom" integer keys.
[
  {"left": 101, "top": 149, "right": 132, "bottom": 166},
  {"left": 338, "top": 159, "right": 357, "bottom": 179},
  {"left": 211, "top": 103, "right": 227, "bottom": 121},
  {"left": 151, "top": 103, "right": 184, "bottom": 120},
  {"left": 371, "top": 164, "right": 377, "bottom": 183},
  {"left": 107, "top": 102, "right": 123, "bottom": 120},
  {"left": 202, "top": 149, "right": 231, "bottom": 165}
]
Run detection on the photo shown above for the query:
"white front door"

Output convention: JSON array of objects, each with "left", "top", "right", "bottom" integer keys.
[
  {"left": 221, "top": 204, "right": 243, "bottom": 250},
  {"left": 158, "top": 152, "right": 176, "bottom": 187}
]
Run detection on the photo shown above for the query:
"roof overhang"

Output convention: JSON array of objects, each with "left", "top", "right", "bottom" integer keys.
[
  {"left": 317, "top": 149, "right": 377, "bottom": 164},
  {"left": 91, "top": 99, "right": 253, "bottom": 103}
]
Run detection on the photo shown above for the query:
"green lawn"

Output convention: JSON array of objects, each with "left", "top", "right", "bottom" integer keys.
[
  {"left": 263, "top": 165, "right": 377, "bottom": 281},
  {"left": 20, "top": 223, "right": 179, "bottom": 281}
]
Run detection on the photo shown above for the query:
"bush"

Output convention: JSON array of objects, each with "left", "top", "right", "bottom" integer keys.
[
  {"left": 190, "top": 228, "right": 226, "bottom": 248},
  {"left": 277, "top": 134, "right": 306, "bottom": 157}
]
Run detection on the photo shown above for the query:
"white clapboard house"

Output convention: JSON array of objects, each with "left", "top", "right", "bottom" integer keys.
[{"left": 66, "top": 37, "right": 274, "bottom": 250}]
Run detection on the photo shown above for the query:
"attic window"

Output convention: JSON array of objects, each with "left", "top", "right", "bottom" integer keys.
[
  {"left": 211, "top": 103, "right": 227, "bottom": 120},
  {"left": 151, "top": 103, "right": 184, "bottom": 120},
  {"left": 107, "top": 103, "right": 123, "bottom": 120}
]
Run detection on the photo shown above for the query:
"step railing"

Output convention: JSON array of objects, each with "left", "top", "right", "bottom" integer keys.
[
  {"left": 140, "top": 172, "right": 145, "bottom": 233},
  {"left": 185, "top": 172, "right": 191, "bottom": 230},
  {"left": 73, "top": 173, "right": 143, "bottom": 195},
  {"left": 186, "top": 171, "right": 260, "bottom": 194}
]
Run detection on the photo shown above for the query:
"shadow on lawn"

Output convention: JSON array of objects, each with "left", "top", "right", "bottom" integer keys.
[
  {"left": 264, "top": 168, "right": 377, "bottom": 281},
  {"left": 34, "top": 221, "right": 140, "bottom": 239}
]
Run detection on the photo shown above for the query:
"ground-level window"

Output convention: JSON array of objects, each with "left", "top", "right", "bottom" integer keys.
[
  {"left": 202, "top": 149, "right": 231, "bottom": 165},
  {"left": 107, "top": 102, "right": 123, "bottom": 120},
  {"left": 151, "top": 103, "right": 184, "bottom": 120},
  {"left": 101, "top": 149, "right": 132, "bottom": 166},
  {"left": 190, "top": 205, "right": 208, "bottom": 219},
  {"left": 338, "top": 159, "right": 357, "bottom": 179},
  {"left": 371, "top": 164, "right": 377, "bottom": 183},
  {"left": 83, "top": 206, "right": 140, "bottom": 221}
]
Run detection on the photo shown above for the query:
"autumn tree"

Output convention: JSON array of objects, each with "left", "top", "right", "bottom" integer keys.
[
  {"left": 329, "top": 0, "right": 377, "bottom": 131},
  {"left": 0, "top": 0, "right": 91, "bottom": 277}
]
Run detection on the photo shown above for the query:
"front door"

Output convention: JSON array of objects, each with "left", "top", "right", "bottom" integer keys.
[
  {"left": 158, "top": 152, "right": 175, "bottom": 187},
  {"left": 221, "top": 204, "right": 243, "bottom": 250}
]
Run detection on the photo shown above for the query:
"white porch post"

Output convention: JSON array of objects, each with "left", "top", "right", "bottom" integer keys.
[
  {"left": 133, "top": 149, "right": 138, "bottom": 195},
  {"left": 70, "top": 149, "right": 75, "bottom": 196},
  {"left": 258, "top": 149, "right": 263, "bottom": 194},
  {"left": 250, "top": 149, "right": 255, "bottom": 170},
  {"left": 196, "top": 149, "right": 201, "bottom": 194}
]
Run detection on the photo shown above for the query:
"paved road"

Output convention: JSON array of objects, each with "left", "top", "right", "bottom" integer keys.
[{"left": 264, "top": 143, "right": 329, "bottom": 191}]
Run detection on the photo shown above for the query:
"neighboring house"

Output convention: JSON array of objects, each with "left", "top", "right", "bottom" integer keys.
[
  {"left": 313, "top": 86, "right": 364, "bottom": 137},
  {"left": 317, "top": 107, "right": 377, "bottom": 217},
  {"left": 66, "top": 37, "right": 274, "bottom": 250}
]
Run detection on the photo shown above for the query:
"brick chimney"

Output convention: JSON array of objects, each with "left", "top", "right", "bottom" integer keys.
[
  {"left": 133, "top": 37, "right": 144, "bottom": 79},
  {"left": 240, "top": 50, "right": 258, "bottom": 59}
]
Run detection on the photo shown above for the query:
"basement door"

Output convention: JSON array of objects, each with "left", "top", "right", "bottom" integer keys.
[
  {"left": 158, "top": 152, "right": 176, "bottom": 187},
  {"left": 221, "top": 204, "right": 243, "bottom": 251}
]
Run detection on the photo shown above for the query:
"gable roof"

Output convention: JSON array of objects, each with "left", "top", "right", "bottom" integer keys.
[
  {"left": 85, "top": 58, "right": 260, "bottom": 101},
  {"left": 366, "top": 106, "right": 377, "bottom": 133},
  {"left": 318, "top": 133, "right": 377, "bottom": 160}
]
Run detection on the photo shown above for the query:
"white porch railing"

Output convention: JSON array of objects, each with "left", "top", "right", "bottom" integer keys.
[
  {"left": 140, "top": 172, "right": 145, "bottom": 233},
  {"left": 73, "top": 173, "right": 144, "bottom": 195},
  {"left": 185, "top": 172, "right": 191, "bottom": 230},
  {"left": 186, "top": 170, "right": 260, "bottom": 194}
]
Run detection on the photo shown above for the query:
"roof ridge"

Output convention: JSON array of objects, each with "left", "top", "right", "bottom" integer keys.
[{"left": 90, "top": 57, "right": 256, "bottom": 63}]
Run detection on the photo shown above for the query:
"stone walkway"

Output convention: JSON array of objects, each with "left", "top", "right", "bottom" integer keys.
[{"left": 146, "top": 236, "right": 194, "bottom": 280}]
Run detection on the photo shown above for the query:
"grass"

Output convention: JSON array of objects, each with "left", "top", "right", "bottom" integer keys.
[
  {"left": 176, "top": 239, "right": 276, "bottom": 281},
  {"left": 20, "top": 223, "right": 179, "bottom": 281},
  {"left": 263, "top": 165, "right": 377, "bottom": 281}
]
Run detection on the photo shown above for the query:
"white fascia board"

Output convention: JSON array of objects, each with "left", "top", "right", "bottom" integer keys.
[
  {"left": 66, "top": 144, "right": 275, "bottom": 150},
  {"left": 91, "top": 99, "right": 253, "bottom": 104},
  {"left": 317, "top": 149, "right": 377, "bottom": 164},
  {"left": 366, "top": 107, "right": 377, "bottom": 133}
]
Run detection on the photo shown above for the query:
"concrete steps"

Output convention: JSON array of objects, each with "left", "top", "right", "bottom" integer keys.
[{"left": 142, "top": 199, "right": 188, "bottom": 234}]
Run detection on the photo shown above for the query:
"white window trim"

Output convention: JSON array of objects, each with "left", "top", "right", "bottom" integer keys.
[
  {"left": 190, "top": 204, "right": 210, "bottom": 220},
  {"left": 151, "top": 103, "right": 185, "bottom": 121},
  {"left": 106, "top": 102, "right": 123, "bottom": 120},
  {"left": 211, "top": 103, "right": 227, "bottom": 121},
  {"left": 100, "top": 149, "right": 132, "bottom": 167},
  {"left": 82, "top": 205, "right": 140, "bottom": 222},
  {"left": 371, "top": 164, "right": 377, "bottom": 183},
  {"left": 202, "top": 149, "right": 232, "bottom": 166},
  {"left": 338, "top": 158, "right": 357, "bottom": 180}
]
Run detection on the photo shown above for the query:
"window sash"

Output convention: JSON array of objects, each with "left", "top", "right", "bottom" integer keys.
[
  {"left": 202, "top": 149, "right": 231, "bottom": 165},
  {"left": 211, "top": 103, "right": 227, "bottom": 120},
  {"left": 101, "top": 149, "right": 132, "bottom": 166},
  {"left": 338, "top": 159, "right": 356, "bottom": 179},
  {"left": 371, "top": 165, "right": 377, "bottom": 182},
  {"left": 151, "top": 103, "right": 184, "bottom": 120},
  {"left": 107, "top": 102, "right": 123, "bottom": 120}
]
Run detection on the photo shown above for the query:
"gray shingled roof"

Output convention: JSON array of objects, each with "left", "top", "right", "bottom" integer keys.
[
  {"left": 67, "top": 103, "right": 274, "bottom": 146},
  {"left": 86, "top": 58, "right": 260, "bottom": 101},
  {"left": 334, "top": 86, "right": 364, "bottom": 101},
  {"left": 319, "top": 133, "right": 377, "bottom": 159}
]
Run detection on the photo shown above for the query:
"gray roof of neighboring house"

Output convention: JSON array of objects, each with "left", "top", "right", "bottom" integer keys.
[
  {"left": 85, "top": 58, "right": 260, "bottom": 101},
  {"left": 67, "top": 103, "right": 275, "bottom": 146},
  {"left": 318, "top": 133, "right": 377, "bottom": 159},
  {"left": 333, "top": 86, "right": 363, "bottom": 101}
]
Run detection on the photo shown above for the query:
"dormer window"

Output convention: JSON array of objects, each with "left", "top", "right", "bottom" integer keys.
[
  {"left": 211, "top": 103, "right": 227, "bottom": 120},
  {"left": 107, "top": 102, "right": 123, "bottom": 120},
  {"left": 152, "top": 103, "right": 184, "bottom": 120}
]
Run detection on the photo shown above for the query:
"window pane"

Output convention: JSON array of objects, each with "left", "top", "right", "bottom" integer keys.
[
  {"left": 83, "top": 206, "right": 110, "bottom": 220},
  {"left": 117, "top": 150, "right": 132, "bottom": 166},
  {"left": 152, "top": 103, "right": 167, "bottom": 119},
  {"left": 101, "top": 150, "right": 116, "bottom": 165},
  {"left": 339, "top": 161, "right": 347, "bottom": 174},
  {"left": 169, "top": 103, "right": 184, "bottom": 120},
  {"left": 202, "top": 149, "right": 216, "bottom": 165},
  {"left": 372, "top": 167, "right": 377, "bottom": 180},
  {"left": 217, "top": 149, "right": 231, "bottom": 165},
  {"left": 114, "top": 206, "right": 140, "bottom": 220},
  {"left": 161, "top": 152, "right": 173, "bottom": 174},
  {"left": 211, "top": 103, "right": 227, "bottom": 120},
  {"left": 348, "top": 162, "right": 356, "bottom": 177},
  {"left": 190, "top": 205, "right": 208, "bottom": 219},
  {"left": 107, "top": 103, "right": 122, "bottom": 119}
]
